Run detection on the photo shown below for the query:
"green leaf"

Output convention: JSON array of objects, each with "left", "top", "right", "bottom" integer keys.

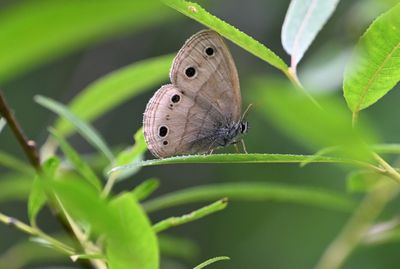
[
  {"left": 55, "top": 55, "right": 174, "bottom": 137},
  {"left": 47, "top": 179, "right": 158, "bottom": 269},
  {"left": 194, "top": 256, "right": 230, "bottom": 269},
  {"left": 107, "top": 194, "right": 159, "bottom": 269},
  {"left": 0, "top": 0, "right": 170, "bottom": 83},
  {"left": 343, "top": 4, "right": 400, "bottom": 116},
  {"left": 35, "top": 95, "right": 114, "bottom": 162},
  {"left": 251, "top": 78, "right": 377, "bottom": 161},
  {"left": 0, "top": 150, "right": 34, "bottom": 175},
  {"left": 110, "top": 153, "right": 351, "bottom": 174},
  {"left": 153, "top": 199, "right": 227, "bottom": 233},
  {"left": 143, "top": 182, "right": 355, "bottom": 213},
  {"left": 282, "top": 0, "right": 340, "bottom": 68},
  {"left": 159, "top": 235, "right": 199, "bottom": 261},
  {"left": 0, "top": 174, "right": 32, "bottom": 203},
  {"left": 28, "top": 157, "right": 60, "bottom": 226},
  {"left": 131, "top": 178, "right": 160, "bottom": 202},
  {"left": 162, "top": 0, "right": 288, "bottom": 73},
  {"left": 109, "top": 128, "right": 148, "bottom": 181},
  {"left": 49, "top": 128, "right": 102, "bottom": 191}
]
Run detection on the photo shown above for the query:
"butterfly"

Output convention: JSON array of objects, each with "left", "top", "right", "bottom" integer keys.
[{"left": 143, "top": 30, "right": 248, "bottom": 158}]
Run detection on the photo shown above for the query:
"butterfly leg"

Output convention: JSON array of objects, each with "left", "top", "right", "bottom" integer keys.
[
  {"left": 234, "top": 143, "right": 240, "bottom": 153},
  {"left": 241, "top": 139, "right": 248, "bottom": 154}
]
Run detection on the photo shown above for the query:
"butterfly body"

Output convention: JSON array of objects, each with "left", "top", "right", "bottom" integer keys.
[{"left": 143, "top": 30, "right": 247, "bottom": 158}]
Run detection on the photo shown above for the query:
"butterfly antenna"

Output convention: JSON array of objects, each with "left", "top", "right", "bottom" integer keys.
[{"left": 241, "top": 103, "right": 253, "bottom": 121}]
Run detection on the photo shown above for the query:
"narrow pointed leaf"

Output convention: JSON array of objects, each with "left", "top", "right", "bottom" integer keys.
[
  {"left": 162, "top": 0, "right": 287, "bottom": 72},
  {"left": 110, "top": 153, "right": 352, "bottom": 174},
  {"left": 0, "top": 150, "right": 34, "bottom": 175},
  {"left": 143, "top": 182, "right": 355, "bottom": 213},
  {"left": 28, "top": 157, "right": 60, "bottom": 226},
  {"left": 153, "top": 199, "right": 227, "bottom": 233},
  {"left": 194, "top": 256, "right": 230, "bottom": 269},
  {"left": 0, "top": 0, "right": 169, "bottom": 83},
  {"left": 35, "top": 95, "right": 114, "bottom": 161},
  {"left": 55, "top": 55, "right": 174, "bottom": 137},
  {"left": 49, "top": 128, "right": 102, "bottom": 191},
  {"left": 0, "top": 174, "right": 32, "bottom": 203},
  {"left": 282, "top": 0, "right": 340, "bottom": 67},
  {"left": 131, "top": 178, "right": 160, "bottom": 202},
  {"left": 344, "top": 4, "right": 400, "bottom": 114}
]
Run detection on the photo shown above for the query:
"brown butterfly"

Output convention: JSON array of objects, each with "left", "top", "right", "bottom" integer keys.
[{"left": 143, "top": 30, "right": 248, "bottom": 158}]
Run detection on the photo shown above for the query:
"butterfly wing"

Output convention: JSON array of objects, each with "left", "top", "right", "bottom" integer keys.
[
  {"left": 170, "top": 30, "right": 242, "bottom": 122},
  {"left": 143, "top": 30, "right": 242, "bottom": 158},
  {"left": 143, "top": 84, "right": 223, "bottom": 158}
]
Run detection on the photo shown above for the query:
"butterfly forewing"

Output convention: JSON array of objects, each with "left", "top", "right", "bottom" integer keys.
[{"left": 143, "top": 30, "right": 243, "bottom": 158}]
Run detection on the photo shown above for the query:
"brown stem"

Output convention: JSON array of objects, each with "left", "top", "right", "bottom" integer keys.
[
  {"left": 0, "top": 91, "right": 40, "bottom": 170},
  {"left": 0, "top": 91, "right": 96, "bottom": 269}
]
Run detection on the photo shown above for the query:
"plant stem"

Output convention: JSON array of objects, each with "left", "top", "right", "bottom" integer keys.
[
  {"left": 373, "top": 153, "right": 400, "bottom": 184},
  {"left": 0, "top": 212, "right": 75, "bottom": 255},
  {"left": 314, "top": 181, "right": 398, "bottom": 269},
  {"left": 0, "top": 91, "right": 40, "bottom": 170}
]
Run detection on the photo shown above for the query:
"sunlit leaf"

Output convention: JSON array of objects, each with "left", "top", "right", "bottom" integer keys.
[
  {"left": 107, "top": 194, "right": 158, "bottom": 269},
  {"left": 0, "top": 0, "right": 170, "bottom": 83},
  {"left": 48, "top": 179, "right": 158, "bottom": 269},
  {"left": 49, "top": 128, "right": 102, "bottom": 191},
  {"left": 282, "top": 0, "right": 340, "bottom": 68},
  {"left": 28, "top": 157, "right": 60, "bottom": 226},
  {"left": 55, "top": 55, "right": 174, "bottom": 137},
  {"left": 143, "top": 182, "right": 355, "bottom": 213},
  {"left": 343, "top": 4, "right": 400, "bottom": 117},
  {"left": 35, "top": 95, "right": 114, "bottom": 162},
  {"left": 162, "top": 0, "right": 288, "bottom": 73}
]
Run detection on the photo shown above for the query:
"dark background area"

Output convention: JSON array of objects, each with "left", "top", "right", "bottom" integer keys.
[{"left": 1, "top": 0, "right": 399, "bottom": 268}]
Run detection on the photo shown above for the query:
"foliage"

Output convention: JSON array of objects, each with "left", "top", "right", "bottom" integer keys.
[{"left": 1, "top": 1, "right": 400, "bottom": 269}]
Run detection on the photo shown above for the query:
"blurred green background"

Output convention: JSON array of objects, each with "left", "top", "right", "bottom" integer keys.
[{"left": 1, "top": 0, "right": 400, "bottom": 268}]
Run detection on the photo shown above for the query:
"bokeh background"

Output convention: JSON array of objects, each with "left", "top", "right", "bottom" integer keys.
[{"left": 1, "top": 0, "right": 400, "bottom": 268}]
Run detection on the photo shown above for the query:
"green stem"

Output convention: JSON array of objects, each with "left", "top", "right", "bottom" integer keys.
[
  {"left": 0, "top": 212, "right": 75, "bottom": 255},
  {"left": 314, "top": 182, "right": 398, "bottom": 269}
]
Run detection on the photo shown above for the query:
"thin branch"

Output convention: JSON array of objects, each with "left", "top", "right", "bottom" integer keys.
[
  {"left": 0, "top": 91, "right": 40, "bottom": 170},
  {"left": 0, "top": 212, "right": 75, "bottom": 255}
]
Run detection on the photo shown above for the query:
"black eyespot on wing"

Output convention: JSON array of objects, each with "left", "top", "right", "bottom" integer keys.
[
  {"left": 185, "top": 67, "right": 196, "bottom": 77},
  {"left": 171, "top": 94, "right": 180, "bottom": 103},
  {"left": 159, "top": 126, "right": 168, "bottom": 137},
  {"left": 205, "top": 47, "right": 214, "bottom": 56},
  {"left": 163, "top": 141, "right": 168, "bottom": 145}
]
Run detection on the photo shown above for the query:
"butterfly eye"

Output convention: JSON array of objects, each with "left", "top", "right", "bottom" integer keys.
[
  {"left": 158, "top": 126, "right": 168, "bottom": 137},
  {"left": 185, "top": 67, "right": 196, "bottom": 78},
  {"left": 171, "top": 94, "right": 181, "bottom": 103},
  {"left": 205, "top": 47, "right": 215, "bottom": 56}
]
